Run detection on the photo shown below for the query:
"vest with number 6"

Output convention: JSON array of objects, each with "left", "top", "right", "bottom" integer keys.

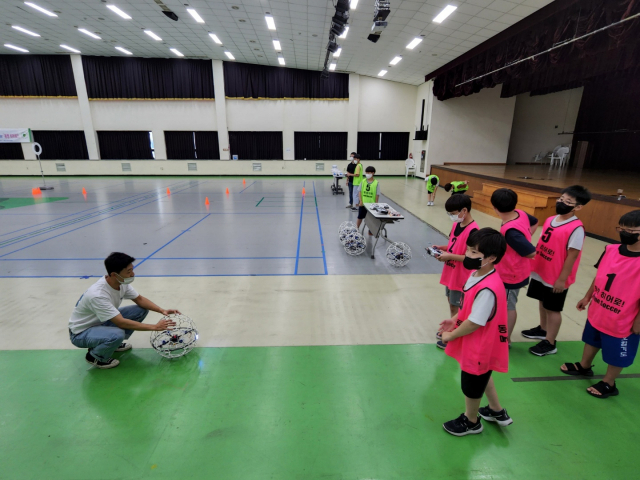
[
  {"left": 445, "top": 270, "right": 509, "bottom": 375},
  {"left": 588, "top": 244, "right": 640, "bottom": 338},
  {"left": 361, "top": 180, "right": 378, "bottom": 204},
  {"left": 496, "top": 210, "right": 533, "bottom": 285},
  {"left": 440, "top": 221, "right": 479, "bottom": 291},
  {"left": 353, "top": 164, "right": 364, "bottom": 186},
  {"left": 532, "top": 216, "right": 583, "bottom": 288}
]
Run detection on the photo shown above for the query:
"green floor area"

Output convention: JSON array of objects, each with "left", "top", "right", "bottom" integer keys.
[
  {"left": 1, "top": 342, "right": 638, "bottom": 480},
  {"left": 0, "top": 197, "right": 68, "bottom": 209}
]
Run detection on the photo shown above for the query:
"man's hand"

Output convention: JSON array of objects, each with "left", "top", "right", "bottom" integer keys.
[
  {"left": 154, "top": 318, "right": 176, "bottom": 331},
  {"left": 439, "top": 318, "right": 456, "bottom": 332},
  {"left": 552, "top": 278, "right": 566, "bottom": 294},
  {"left": 161, "top": 308, "right": 181, "bottom": 316},
  {"left": 576, "top": 296, "right": 591, "bottom": 311}
]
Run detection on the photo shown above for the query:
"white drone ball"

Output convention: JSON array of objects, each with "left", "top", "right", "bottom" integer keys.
[
  {"left": 386, "top": 242, "right": 412, "bottom": 267},
  {"left": 339, "top": 226, "right": 358, "bottom": 245},
  {"left": 344, "top": 232, "right": 367, "bottom": 256},
  {"left": 150, "top": 314, "right": 198, "bottom": 359}
]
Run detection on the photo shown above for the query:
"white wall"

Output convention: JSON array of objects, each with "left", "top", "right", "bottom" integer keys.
[
  {"left": 358, "top": 76, "right": 417, "bottom": 132},
  {"left": 425, "top": 85, "right": 516, "bottom": 169},
  {"left": 506, "top": 87, "right": 583, "bottom": 164}
]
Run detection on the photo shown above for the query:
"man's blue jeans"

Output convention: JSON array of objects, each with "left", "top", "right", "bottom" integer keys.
[
  {"left": 348, "top": 183, "right": 354, "bottom": 205},
  {"left": 70, "top": 305, "right": 149, "bottom": 361}
]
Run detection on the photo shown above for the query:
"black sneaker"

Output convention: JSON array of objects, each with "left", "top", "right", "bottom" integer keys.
[
  {"left": 529, "top": 339, "right": 557, "bottom": 356},
  {"left": 521, "top": 325, "right": 547, "bottom": 340},
  {"left": 436, "top": 331, "right": 443, "bottom": 341},
  {"left": 345, "top": 204, "right": 353, "bottom": 208},
  {"left": 436, "top": 340, "right": 446, "bottom": 350},
  {"left": 85, "top": 352, "right": 120, "bottom": 369},
  {"left": 115, "top": 342, "right": 132, "bottom": 352},
  {"left": 443, "top": 413, "right": 483, "bottom": 436},
  {"left": 478, "top": 406, "right": 513, "bottom": 426}
]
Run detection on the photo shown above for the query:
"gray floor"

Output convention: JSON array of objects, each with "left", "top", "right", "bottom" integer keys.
[{"left": 0, "top": 177, "right": 447, "bottom": 278}]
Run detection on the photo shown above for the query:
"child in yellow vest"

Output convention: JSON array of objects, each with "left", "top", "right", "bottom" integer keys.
[{"left": 357, "top": 166, "right": 380, "bottom": 233}]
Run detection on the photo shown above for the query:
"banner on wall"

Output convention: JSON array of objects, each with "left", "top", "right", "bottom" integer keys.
[{"left": 0, "top": 128, "right": 32, "bottom": 143}]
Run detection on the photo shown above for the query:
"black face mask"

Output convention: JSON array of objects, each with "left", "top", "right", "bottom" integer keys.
[
  {"left": 555, "top": 201, "right": 574, "bottom": 215},
  {"left": 463, "top": 255, "right": 483, "bottom": 270},
  {"left": 620, "top": 231, "right": 640, "bottom": 245}
]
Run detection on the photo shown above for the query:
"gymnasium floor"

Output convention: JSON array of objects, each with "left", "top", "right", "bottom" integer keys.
[{"left": 1, "top": 175, "right": 637, "bottom": 480}]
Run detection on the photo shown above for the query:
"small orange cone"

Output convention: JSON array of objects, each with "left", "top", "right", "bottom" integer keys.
[
  {"left": 226, "top": 188, "right": 229, "bottom": 194},
  {"left": 205, "top": 197, "right": 210, "bottom": 205},
  {"left": 167, "top": 188, "right": 171, "bottom": 195},
  {"left": 82, "top": 187, "right": 86, "bottom": 195},
  {"left": 302, "top": 187, "right": 306, "bottom": 195},
  {"left": 242, "top": 178, "right": 246, "bottom": 185},
  {"left": 34, "top": 187, "right": 41, "bottom": 194}
]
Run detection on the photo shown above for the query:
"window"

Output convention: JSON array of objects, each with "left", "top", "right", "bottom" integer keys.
[
  {"left": 31, "top": 131, "right": 89, "bottom": 160},
  {"left": 97, "top": 131, "right": 154, "bottom": 160},
  {"left": 164, "top": 131, "right": 220, "bottom": 160},
  {"left": 294, "top": 132, "right": 347, "bottom": 160},
  {"left": 357, "top": 132, "right": 410, "bottom": 160},
  {"left": 229, "top": 132, "right": 282, "bottom": 160}
]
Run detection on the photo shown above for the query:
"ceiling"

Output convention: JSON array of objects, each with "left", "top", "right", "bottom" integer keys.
[{"left": 1, "top": 0, "right": 552, "bottom": 86}]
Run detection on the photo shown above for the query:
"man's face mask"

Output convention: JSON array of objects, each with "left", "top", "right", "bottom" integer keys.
[{"left": 115, "top": 272, "right": 135, "bottom": 285}]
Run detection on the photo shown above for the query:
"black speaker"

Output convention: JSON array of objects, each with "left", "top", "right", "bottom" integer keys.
[{"left": 163, "top": 11, "right": 179, "bottom": 21}]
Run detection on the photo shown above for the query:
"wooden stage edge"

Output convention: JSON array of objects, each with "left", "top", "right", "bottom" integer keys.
[{"left": 432, "top": 165, "right": 640, "bottom": 242}]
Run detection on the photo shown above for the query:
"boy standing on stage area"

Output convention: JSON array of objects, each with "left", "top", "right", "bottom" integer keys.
[
  {"left": 425, "top": 174, "right": 439, "bottom": 206},
  {"left": 522, "top": 185, "right": 592, "bottom": 357},
  {"left": 440, "top": 228, "right": 512, "bottom": 436},
  {"left": 357, "top": 166, "right": 380, "bottom": 233},
  {"left": 490, "top": 188, "right": 539, "bottom": 345},
  {"left": 432, "top": 194, "right": 479, "bottom": 349},
  {"left": 561, "top": 210, "right": 640, "bottom": 399}
]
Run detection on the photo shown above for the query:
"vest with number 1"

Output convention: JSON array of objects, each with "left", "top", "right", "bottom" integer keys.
[
  {"left": 361, "top": 180, "right": 378, "bottom": 204},
  {"left": 445, "top": 270, "right": 509, "bottom": 375},
  {"left": 588, "top": 244, "right": 640, "bottom": 338},
  {"left": 496, "top": 210, "right": 533, "bottom": 285},
  {"left": 532, "top": 216, "right": 583, "bottom": 288}
]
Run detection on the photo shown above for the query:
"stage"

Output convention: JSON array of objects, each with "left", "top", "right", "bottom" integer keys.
[{"left": 431, "top": 164, "right": 640, "bottom": 241}]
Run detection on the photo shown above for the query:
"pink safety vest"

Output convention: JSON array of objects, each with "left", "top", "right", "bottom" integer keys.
[
  {"left": 440, "top": 221, "right": 479, "bottom": 291},
  {"left": 532, "top": 216, "right": 583, "bottom": 289},
  {"left": 496, "top": 209, "right": 533, "bottom": 285},
  {"left": 588, "top": 244, "right": 640, "bottom": 338},
  {"left": 445, "top": 270, "right": 509, "bottom": 375}
]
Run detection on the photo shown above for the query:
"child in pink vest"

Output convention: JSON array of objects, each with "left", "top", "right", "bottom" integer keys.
[
  {"left": 490, "top": 188, "right": 538, "bottom": 344},
  {"left": 522, "top": 185, "right": 591, "bottom": 356},
  {"left": 439, "top": 228, "right": 512, "bottom": 436},
  {"left": 561, "top": 210, "right": 640, "bottom": 399},
  {"left": 433, "top": 195, "right": 479, "bottom": 348}
]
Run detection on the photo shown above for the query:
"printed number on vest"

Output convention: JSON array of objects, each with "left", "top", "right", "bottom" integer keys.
[
  {"left": 605, "top": 273, "right": 616, "bottom": 292},
  {"left": 541, "top": 227, "right": 553, "bottom": 243},
  {"left": 449, "top": 237, "right": 457, "bottom": 253}
]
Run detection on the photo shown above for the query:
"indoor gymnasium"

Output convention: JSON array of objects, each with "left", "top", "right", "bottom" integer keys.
[{"left": 1, "top": 1, "right": 639, "bottom": 479}]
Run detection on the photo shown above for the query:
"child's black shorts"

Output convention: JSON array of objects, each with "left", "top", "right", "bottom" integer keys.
[
  {"left": 461, "top": 370, "right": 493, "bottom": 399},
  {"left": 526, "top": 278, "right": 569, "bottom": 312},
  {"left": 358, "top": 206, "right": 367, "bottom": 220}
]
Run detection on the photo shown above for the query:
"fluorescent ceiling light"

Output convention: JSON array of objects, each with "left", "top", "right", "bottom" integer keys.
[
  {"left": 389, "top": 56, "right": 402, "bottom": 65},
  {"left": 115, "top": 46, "right": 132, "bottom": 55},
  {"left": 433, "top": 5, "right": 457, "bottom": 23},
  {"left": 273, "top": 40, "right": 281, "bottom": 51},
  {"left": 338, "top": 26, "right": 349, "bottom": 39},
  {"left": 170, "top": 48, "right": 184, "bottom": 57},
  {"left": 4, "top": 44, "right": 29, "bottom": 53},
  {"left": 378, "top": 70, "right": 387, "bottom": 76},
  {"left": 265, "top": 15, "right": 276, "bottom": 31},
  {"left": 278, "top": 57, "right": 285, "bottom": 65},
  {"left": 106, "top": 5, "right": 132, "bottom": 20},
  {"left": 209, "top": 33, "right": 222, "bottom": 44},
  {"left": 225, "top": 51, "right": 235, "bottom": 60},
  {"left": 24, "top": 2, "right": 57, "bottom": 17},
  {"left": 350, "top": 0, "right": 359, "bottom": 9},
  {"left": 144, "top": 30, "right": 162, "bottom": 41},
  {"left": 60, "top": 44, "right": 80, "bottom": 53},
  {"left": 329, "top": 62, "right": 336, "bottom": 71},
  {"left": 187, "top": 8, "right": 204, "bottom": 23},
  {"left": 333, "top": 47, "right": 342, "bottom": 57},
  {"left": 12, "top": 25, "right": 40, "bottom": 37},
  {"left": 78, "top": 28, "right": 101, "bottom": 39},
  {"left": 406, "top": 37, "right": 423, "bottom": 49}
]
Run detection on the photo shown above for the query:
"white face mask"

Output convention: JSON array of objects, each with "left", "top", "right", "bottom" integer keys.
[
  {"left": 350, "top": 157, "right": 354, "bottom": 162},
  {"left": 115, "top": 272, "right": 135, "bottom": 285},
  {"left": 448, "top": 212, "right": 465, "bottom": 223},
  {"left": 365, "top": 174, "right": 373, "bottom": 179}
]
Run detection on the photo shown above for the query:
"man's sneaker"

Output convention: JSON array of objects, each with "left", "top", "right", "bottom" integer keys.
[
  {"left": 478, "top": 406, "right": 513, "bottom": 426},
  {"left": 345, "top": 204, "right": 353, "bottom": 208},
  {"left": 443, "top": 414, "right": 483, "bottom": 436},
  {"left": 521, "top": 325, "right": 547, "bottom": 340},
  {"left": 85, "top": 352, "right": 120, "bottom": 369},
  {"left": 115, "top": 343, "right": 132, "bottom": 352},
  {"left": 529, "top": 339, "right": 557, "bottom": 356},
  {"left": 436, "top": 340, "right": 446, "bottom": 350}
]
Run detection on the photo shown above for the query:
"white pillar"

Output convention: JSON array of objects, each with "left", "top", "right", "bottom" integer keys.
[
  {"left": 347, "top": 74, "right": 359, "bottom": 155},
  {"left": 152, "top": 129, "right": 167, "bottom": 159},
  {"left": 212, "top": 60, "right": 230, "bottom": 160},
  {"left": 69, "top": 54, "right": 100, "bottom": 159}
]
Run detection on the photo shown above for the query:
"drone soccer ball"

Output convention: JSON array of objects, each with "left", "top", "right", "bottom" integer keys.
[
  {"left": 344, "top": 231, "right": 367, "bottom": 256},
  {"left": 386, "top": 242, "right": 412, "bottom": 267},
  {"left": 339, "top": 225, "right": 358, "bottom": 245},
  {"left": 150, "top": 314, "right": 198, "bottom": 359}
]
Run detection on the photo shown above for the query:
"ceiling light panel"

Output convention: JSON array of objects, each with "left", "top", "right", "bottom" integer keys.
[
  {"left": 378, "top": 70, "right": 387, "bottom": 77},
  {"left": 209, "top": 34, "right": 222, "bottom": 45},
  {"left": 333, "top": 48, "right": 342, "bottom": 58},
  {"left": 144, "top": 30, "right": 162, "bottom": 41},
  {"left": 187, "top": 8, "right": 205, "bottom": 23},
  {"left": 115, "top": 46, "right": 132, "bottom": 55},
  {"left": 106, "top": 5, "right": 132, "bottom": 20},
  {"left": 12, "top": 26, "right": 40, "bottom": 37},
  {"left": 389, "top": 56, "right": 402, "bottom": 65},
  {"left": 5, "top": 44, "right": 29, "bottom": 53},
  {"left": 225, "top": 51, "right": 235, "bottom": 60},
  {"left": 329, "top": 62, "right": 336, "bottom": 71},
  {"left": 60, "top": 44, "right": 80, "bottom": 53},
  {"left": 24, "top": 2, "right": 57, "bottom": 17},
  {"left": 265, "top": 15, "right": 276, "bottom": 31},
  {"left": 406, "top": 37, "right": 423, "bottom": 49},
  {"left": 278, "top": 57, "right": 285, "bottom": 65},
  {"left": 350, "top": 0, "right": 359, "bottom": 9},
  {"left": 78, "top": 28, "right": 101, "bottom": 40},
  {"left": 170, "top": 48, "right": 184, "bottom": 57},
  {"left": 273, "top": 40, "right": 281, "bottom": 51},
  {"left": 338, "top": 26, "right": 349, "bottom": 39},
  {"left": 433, "top": 5, "right": 457, "bottom": 24}
]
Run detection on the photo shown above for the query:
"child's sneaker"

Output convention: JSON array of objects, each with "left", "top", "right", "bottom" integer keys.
[
  {"left": 436, "top": 340, "right": 446, "bottom": 350},
  {"left": 443, "top": 414, "right": 483, "bottom": 436},
  {"left": 85, "top": 352, "right": 120, "bottom": 369},
  {"left": 436, "top": 331, "right": 443, "bottom": 341},
  {"left": 521, "top": 325, "right": 547, "bottom": 340},
  {"left": 478, "top": 406, "right": 513, "bottom": 426},
  {"left": 529, "top": 339, "right": 557, "bottom": 356}
]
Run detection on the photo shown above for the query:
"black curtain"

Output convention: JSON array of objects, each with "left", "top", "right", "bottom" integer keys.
[
  {"left": 32, "top": 131, "right": 89, "bottom": 159},
  {"left": 380, "top": 132, "right": 410, "bottom": 160},
  {"left": 294, "top": 132, "right": 318, "bottom": 160},
  {"left": 82, "top": 56, "right": 215, "bottom": 99},
  {"left": 0, "top": 143, "right": 25, "bottom": 160},
  {"left": 194, "top": 132, "right": 220, "bottom": 159},
  {"left": 357, "top": 132, "right": 381, "bottom": 160},
  {"left": 431, "top": 0, "right": 640, "bottom": 100},
  {"left": 319, "top": 132, "right": 348, "bottom": 160},
  {"left": 165, "top": 131, "right": 196, "bottom": 159},
  {"left": 571, "top": 72, "right": 640, "bottom": 172},
  {"left": 223, "top": 62, "right": 349, "bottom": 99},
  {"left": 97, "top": 131, "right": 153, "bottom": 160},
  {"left": 229, "top": 132, "right": 283, "bottom": 160},
  {"left": 0, "top": 55, "right": 77, "bottom": 97}
]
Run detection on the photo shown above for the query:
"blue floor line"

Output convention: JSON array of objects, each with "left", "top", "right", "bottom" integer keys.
[
  {"left": 238, "top": 181, "right": 257, "bottom": 193},
  {"left": 313, "top": 181, "right": 328, "bottom": 275},
  {"left": 294, "top": 181, "right": 305, "bottom": 275},
  {"left": 0, "top": 181, "right": 208, "bottom": 259}
]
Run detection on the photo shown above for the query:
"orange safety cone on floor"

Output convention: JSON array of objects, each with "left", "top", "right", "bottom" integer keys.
[
  {"left": 302, "top": 187, "right": 306, "bottom": 195},
  {"left": 167, "top": 188, "right": 171, "bottom": 195},
  {"left": 33, "top": 187, "right": 41, "bottom": 194},
  {"left": 243, "top": 178, "right": 246, "bottom": 185},
  {"left": 82, "top": 187, "right": 86, "bottom": 195},
  {"left": 226, "top": 188, "right": 229, "bottom": 194},
  {"left": 205, "top": 197, "right": 210, "bottom": 205}
]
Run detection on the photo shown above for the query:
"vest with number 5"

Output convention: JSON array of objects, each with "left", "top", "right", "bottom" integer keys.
[
  {"left": 361, "top": 180, "right": 378, "bottom": 204},
  {"left": 532, "top": 216, "right": 584, "bottom": 288}
]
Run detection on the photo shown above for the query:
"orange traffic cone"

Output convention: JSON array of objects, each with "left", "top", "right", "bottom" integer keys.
[
  {"left": 226, "top": 188, "right": 229, "bottom": 194},
  {"left": 167, "top": 188, "right": 171, "bottom": 195},
  {"left": 82, "top": 187, "right": 86, "bottom": 195},
  {"left": 205, "top": 197, "right": 210, "bottom": 205},
  {"left": 34, "top": 187, "right": 41, "bottom": 194},
  {"left": 242, "top": 178, "right": 246, "bottom": 185},
  {"left": 302, "top": 187, "right": 306, "bottom": 195}
]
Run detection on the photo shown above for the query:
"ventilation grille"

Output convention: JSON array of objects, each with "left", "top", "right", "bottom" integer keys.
[
  {"left": 55, "top": 163, "right": 66, "bottom": 172},
  {"left": 121, "top": 163, "right": 131, "bottom": 172},
  {"left": 315, "top": 163, "right": 324, "bottom": 171},
  {"left": 188, "top": 163, "right": 197, "bottom": 171},
  {"left": 252, "top": 163, "right": 262, "bottom": 172}
]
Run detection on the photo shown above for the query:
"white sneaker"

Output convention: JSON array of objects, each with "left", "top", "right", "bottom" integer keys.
[{"left": 115, "top": 343, "right": 132, "bottom": 352}]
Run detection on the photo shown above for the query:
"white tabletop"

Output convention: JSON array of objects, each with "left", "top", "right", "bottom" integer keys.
[{"left": 364, "top": 203, "right": 404, "bottom": 220}]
